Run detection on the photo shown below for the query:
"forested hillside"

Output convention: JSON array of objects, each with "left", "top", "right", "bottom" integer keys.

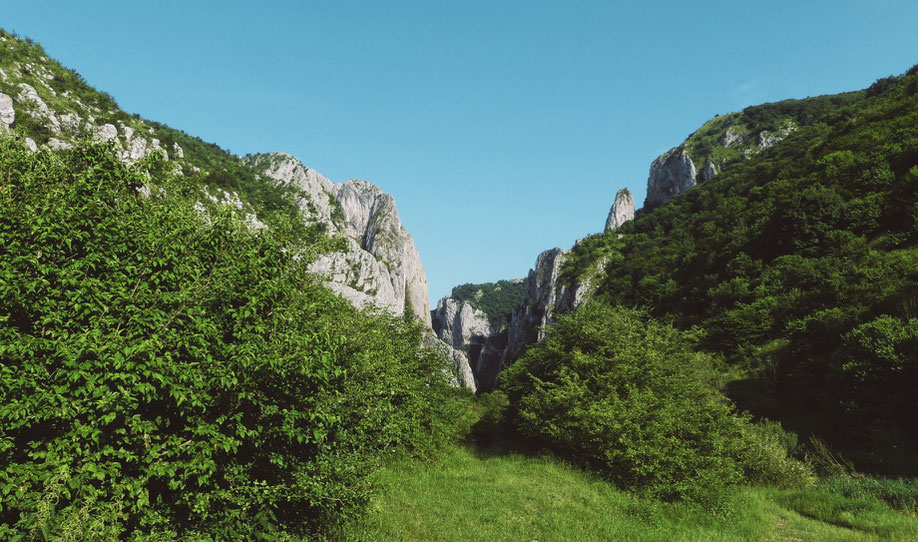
[{"left": 558, "top": 64, "right": 918, "bottom": 474}]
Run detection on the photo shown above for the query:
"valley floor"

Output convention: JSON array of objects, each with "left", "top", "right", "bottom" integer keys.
[{"left": 337, "top": 446, "right": 918, "bottom": 542}]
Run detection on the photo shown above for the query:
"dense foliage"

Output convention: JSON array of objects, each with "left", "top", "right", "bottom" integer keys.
[
  {"left": 449, "top": 280, "right": 527, "bottom": 328},
  {"left": 500, "top": 303, "right": 810, "bottom": 506},
  {"left": 679, "top": 90, "right": 865, "bottom": 176},
  {"left": 562, "top": 66, "right": 918, "bottom": 473},
  {"left": 0, "top": 139, "right": 469, "bottom": 539}
]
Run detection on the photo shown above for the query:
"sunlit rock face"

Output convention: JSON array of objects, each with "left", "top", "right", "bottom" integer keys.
[
  {"left": 246, "top": 153, "right": 431, "bottom": 326},
  {"left": 605, "top": 188, "right": 634, "bottom": 232},
  {"left": 644, "top": 147, "right": 697, "bottom": 209}
]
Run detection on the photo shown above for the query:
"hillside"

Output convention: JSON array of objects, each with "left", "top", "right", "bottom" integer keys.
[
  {"left": 549, "top": 65, "right": 918, "bottom": 473},
  {"left": 0, "top": 28, "right": 436, "bottom": 327},
  {"left": 643, "top": 90, "right": 865, "bottom": 208}
]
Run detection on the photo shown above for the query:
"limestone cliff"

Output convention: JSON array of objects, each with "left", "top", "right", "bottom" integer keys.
[
  {"left": 502, "top": 247, "right": 604, "bottom": 367},
  {"left": 605, "top": 188, "right": 635, "bottom": 232},
  {"left": 422, "top": 333, "right": 477, "bottom": 393},
  {"left": 643, "top": 111, "right": 801, "bottom": 209},
  {"left": 431, "top": 296, "right": 509, "bottom": 391},
  {"left": 644, "top": 147, "right": 698, "bottom": 209},
  {"left": 435, "top": 248, "right": 604, "bottom": 391},
  {"left": 246, "top": 153, "right": 432, "bottom": 325}
]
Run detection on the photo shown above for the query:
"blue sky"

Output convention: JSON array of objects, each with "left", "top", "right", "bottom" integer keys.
[{"left": 6, "top": 1, "right": 918, "bottom": 303}]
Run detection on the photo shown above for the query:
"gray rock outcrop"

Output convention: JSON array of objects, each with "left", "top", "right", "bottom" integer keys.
[
  {"left": 46, "top": 137, "right": 72, "bottom": 150},
  {"left": 431, "top": 295, "right": 511, "bottom": 390},
  {"left": 0, "top": 93, "right": 14, "bottom": 127},
  {"left": 702, "top": 162, "right": 718, "bottom": 181},
  {"left": 605, "top": 188, "right": 634, "bottom": 232},
  {"left": 502, "top": 247, "right": 601, "bottom": 367},
  {"left": 246, "top": 153, "right": 432, "bottom": 326},
  {"left": 644, "top": 147, "right": 697, "bottom": 208},
  {"left": 17, "top": 83, "right": 60, "bottom": 133},
  {"left": 433, "top": 297, "right": 491, "bottom": 349},
  {"left": 422, "top": 332, "right": 476, "bottom": 392},
  {"left": 718, "top": 126, "right": 745, "bottom": 147},
  {"left": 96, "top": 123, "right": 117, "bottom": 141},
  {"left": 757, "top": 124, "right": 796, "bottom": 149}
]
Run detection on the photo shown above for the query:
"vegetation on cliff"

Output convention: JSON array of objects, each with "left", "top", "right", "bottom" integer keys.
[
  {"left": 449, "top": 280, "right": 527, "bottom": 328},
  {"left": 559, "top": 64, "right": 918, "bottom": 474}
]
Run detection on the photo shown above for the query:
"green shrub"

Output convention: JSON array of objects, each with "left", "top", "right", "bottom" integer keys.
[
  {"left": 500, "top": 303, "right": 811, "bottom": 506},
  {"left": 821, "top": 476, "right": 918, "bottom": 514},
  {"left": 0, "top": 138, "right": 468, "bottom": 538},
  {"left": 736, "top": 420, "right": 815, "bottom": 489}
]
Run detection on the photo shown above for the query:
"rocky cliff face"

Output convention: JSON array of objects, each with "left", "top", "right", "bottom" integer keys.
[
  {"left": 246, "top": 153, "right": 432, "bottom": 325},
  {"left": 644, "top": 147, "right": 697, "bottom": 209},
  {"left": 432, "top": 297, "right": 492, "bottom": 349},
  {"left": 502, "top": 248, "right": 604, "bottom": 366},
  {"left": 434, "top": 247, "right": 604, "bottom": 391},
  {"left": 643, "top": 114, "right": 799, "bottom": 209},
  {"left": 605, "top": 188, "right": 634, "bottom": 232},
  {"left": 421, "top": 332, "right": 476, "bottom": 393},
  {"left": 431, "top": 296, "right": 508, "bottom": 391}
]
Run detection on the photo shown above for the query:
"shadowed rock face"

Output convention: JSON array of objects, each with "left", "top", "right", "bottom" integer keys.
[
  {"left": 246, "top": 153, "right": 432, "bottom": 326},
  {"left": 644, "top": 147, "right": 697, "bottom": 209},
  {"left": 432, "top": 247, "right": 602, "bottom": 392},
  {"left": 422, "top": 332, "right": 477, "bottom": 393},
  {"left": 605, "top": 188, "right": 634, "bottom": 232},
  {"left": 702, "top": 162, "right": 718, "bottom": 181},
  {"left": 431, "top": 296, "right": 509, "bottom": 392}
]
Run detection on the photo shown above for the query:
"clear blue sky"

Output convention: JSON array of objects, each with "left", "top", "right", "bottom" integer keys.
[{"left": 6, "top": 1, "right": 918, "bottom": 303}]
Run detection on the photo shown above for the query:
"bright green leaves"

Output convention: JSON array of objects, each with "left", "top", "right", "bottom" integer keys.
[
  {"left": 501, "top": 303, "right": 809, "bottom": 507},
  {"left": 0, "top": 138, "right": 468, "bottom": 538}
]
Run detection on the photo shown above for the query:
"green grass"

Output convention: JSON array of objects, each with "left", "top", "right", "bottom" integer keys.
[{"left": 338, "top": 446, "right": 918, "bottom": 541}]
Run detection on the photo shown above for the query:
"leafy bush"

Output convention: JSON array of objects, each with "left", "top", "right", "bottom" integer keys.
[
  {"left": 0, "top": 139, "right": 469, "bottom": 538},
  {"left": 736, "top": 420, "right": 815, "bottom": 489},
  {"left": 500, "top": 303, "right": 809, "bottom": 506},
  {"left": 821, "top": 476, "right": 918, "bottom": 514}
]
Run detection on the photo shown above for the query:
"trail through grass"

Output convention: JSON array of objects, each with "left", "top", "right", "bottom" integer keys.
[{"left": 338, "top": 446, "right": 918, "bottom": 541}]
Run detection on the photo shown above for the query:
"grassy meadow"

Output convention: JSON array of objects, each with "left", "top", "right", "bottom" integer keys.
[{"left": 339, "top": 446, "right": 918, "bottom": 542}]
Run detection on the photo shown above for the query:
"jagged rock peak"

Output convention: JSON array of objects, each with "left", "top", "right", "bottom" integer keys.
[
  {"left": 503, "top": 247, "right": 568, "bottom": 366},
  {"left": 605, "top": 188, "right": 634, "bottom": 232},
  {"left": 644, "top": 147, "right": 696, "bottom": 209},
  {"left": 245, "top": 152, "right": 432, "bottom": 326}
]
